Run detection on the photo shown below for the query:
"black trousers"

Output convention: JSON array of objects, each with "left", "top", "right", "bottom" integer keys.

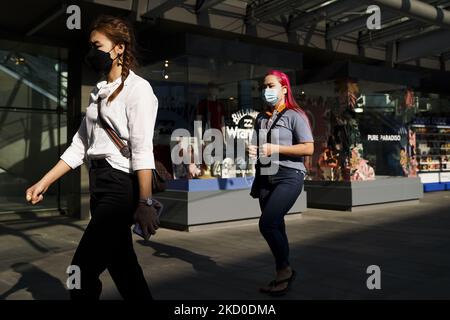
[
  {"left": 69, "top": 159, "right": 152, "bottom": 300},
  {"left": 258, "top": 166, "right": 304, "bottom": 271}
]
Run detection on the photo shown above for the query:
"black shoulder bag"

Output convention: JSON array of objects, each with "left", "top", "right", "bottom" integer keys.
[
  {"left": 250, "top": 108, "right": 288, "bottom": 198},
  {"left": 97, "top": 98, "right": 168, "bottom": 193}
]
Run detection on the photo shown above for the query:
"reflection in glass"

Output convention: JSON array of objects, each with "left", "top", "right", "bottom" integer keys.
[{"left": 0, "top": 40, "right": 68, "bottom": 213}]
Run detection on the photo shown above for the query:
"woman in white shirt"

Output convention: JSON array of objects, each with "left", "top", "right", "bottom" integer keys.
[{"left": 25, "top": 15, "right": 158, "bottom": 300}]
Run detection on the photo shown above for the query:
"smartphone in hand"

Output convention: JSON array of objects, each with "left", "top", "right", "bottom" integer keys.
[{"left": 133, "top": 199, "right": 164, "bottom": 239}]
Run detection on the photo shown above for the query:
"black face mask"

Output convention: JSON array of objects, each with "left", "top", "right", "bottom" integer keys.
[{"left": 85, "top": 46, "right": 117, "bottom": 75}]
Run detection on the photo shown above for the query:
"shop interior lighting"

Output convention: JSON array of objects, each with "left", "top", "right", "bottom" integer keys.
[{"left": 12, "top": 56, "right": 25, "bottom": 65}]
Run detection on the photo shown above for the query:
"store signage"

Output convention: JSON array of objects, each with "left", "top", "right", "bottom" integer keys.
[
  {"left": 226, "top": 108, "right": 259, "bottom": 140},
  {"left": 441, "top": 172, "right": 450, "bottom": 183},
  {"left": 367, "top": 134, "right": 401, "bottom": 142},
  {"left": 171, "top": 113, "right": 279, "bottom": 176},
  {"left": 418, "top": 172, "right": 440, "bottom": 184}
]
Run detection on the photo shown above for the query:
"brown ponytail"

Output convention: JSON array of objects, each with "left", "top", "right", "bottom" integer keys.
[{"left": 89, "top": 15, "right": 138, "bottom": 104}]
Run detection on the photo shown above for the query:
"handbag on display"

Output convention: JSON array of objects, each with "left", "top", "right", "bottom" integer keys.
[{"left": 96, "top": 98, "right": 168, "bottom": 193}]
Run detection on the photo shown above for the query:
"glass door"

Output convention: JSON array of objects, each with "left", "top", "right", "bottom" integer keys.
[{"left": 0, "top": 39, "right": 68, "bottom": 214}]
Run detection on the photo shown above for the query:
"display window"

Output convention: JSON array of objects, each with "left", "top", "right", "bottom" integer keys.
[
  {"left": 139, "top": 55, "right": 296, "bottom": 182},
  {"left": 296, "top": 78, "right": 445, "bottom": 182}
]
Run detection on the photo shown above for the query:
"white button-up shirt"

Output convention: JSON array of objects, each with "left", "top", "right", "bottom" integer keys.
[{"left": 60, "top": 70, "right": 158, "bottom": 174}]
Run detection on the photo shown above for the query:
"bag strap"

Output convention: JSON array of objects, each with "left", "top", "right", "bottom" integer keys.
[
  {"left": 255, "top": 108, "right": 287, "bottom": 145},
  {"left": 96, "top": 98, "right": 163, "bottom": 191},
  {"left": 97, "top": 98, "right": 132, "bottom": 159},
  {"left": 255, "top": 107, "right": 288, "bottom": 168},
  {"left": 266, "top": 107, "right": 288, "bottom": 143}
]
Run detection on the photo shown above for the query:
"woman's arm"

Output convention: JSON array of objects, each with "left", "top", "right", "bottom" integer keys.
[
  {"left": 263, "top": 111, "right": 314, "bottom": 157},
  {"left": 136, "top": 169, "right": 152, "bottom": 199},
  {"left": 262, "top": 142, "right": 314, "bottom": 158},
  {"left": 278, "top": 143, "right": 314, "bottom": 156},
  {"left": 26, "top": 115, "right": 89, "bottom": 205},
  {"left": 127, "top": 81, "right": 160, "bottom": 239},
  {"left": 42, "top": 160, "right": 73, "bottom": 185},
  {"left": 134, "top": 168, "right": 160, "bottom": 240},
  {"left": 60, "top": 115, "right": 89, "bottom": 169},
  {"left": 126, "top": 81, "right": 158, "bottom": 173},
  {"left": 26, "top": 160, "right": 72, "bottom": 205}
]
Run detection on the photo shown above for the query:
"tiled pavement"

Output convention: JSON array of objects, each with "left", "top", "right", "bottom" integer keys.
[{"left": 0, "top": 191, "right": 449, "bottom": 300}]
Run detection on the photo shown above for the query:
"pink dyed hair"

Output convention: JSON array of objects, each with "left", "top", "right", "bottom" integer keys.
[{"left": 266, "top": 70, "right": 311, "bottom": 129}]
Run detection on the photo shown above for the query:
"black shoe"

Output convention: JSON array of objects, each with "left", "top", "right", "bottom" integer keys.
[{"left": 268, "top": 270, "right": 297, "bottom": 297}]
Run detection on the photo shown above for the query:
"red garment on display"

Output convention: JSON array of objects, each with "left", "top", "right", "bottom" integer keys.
[
  {"left": 197, "top": 99, "right": 224, "bottom": 131},
  {"left": 405, "top": 89, "right": 415, "bottom": 109}
]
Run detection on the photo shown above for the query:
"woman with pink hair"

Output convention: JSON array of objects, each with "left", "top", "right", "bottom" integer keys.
[{"left": 249, "top": 70, "right": 314, "bottom": 296}]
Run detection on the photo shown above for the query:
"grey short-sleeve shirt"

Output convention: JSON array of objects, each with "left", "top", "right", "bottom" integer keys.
[{"left": 256, "top": 109, "right": 314, "bottom": 173}]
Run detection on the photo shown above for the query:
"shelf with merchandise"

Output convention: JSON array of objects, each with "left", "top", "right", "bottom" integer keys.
[
  {"left": 417, "top": 147, "right": 450, "bottom": 151},
  {"left": 416, "top": 133, "right": 448, "bottom": 136},
  {"left": 413, "top": 124, "right": 449, "bottom": 170},
  {"left": 417, "top": 154, "right": 448, "bottom": 157},
  {"left": 417, "top": 141, "right": 450, "bottom": 144},
  {"left": 412, "top": 122, "right": 450, "bottom": 191}
]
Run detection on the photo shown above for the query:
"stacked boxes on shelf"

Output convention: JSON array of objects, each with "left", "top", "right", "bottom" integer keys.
[{"left": 414, "top": 125, "right": 450, "bottom": 192}]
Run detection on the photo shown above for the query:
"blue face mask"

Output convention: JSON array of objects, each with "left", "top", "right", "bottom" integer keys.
[{"left": 262, "top": 88, "right": 280, "bottom": 106}]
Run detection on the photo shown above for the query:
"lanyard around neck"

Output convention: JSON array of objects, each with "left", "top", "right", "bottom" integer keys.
[{"left": 265, "top": 103, "right": 286, "bottom": 117}]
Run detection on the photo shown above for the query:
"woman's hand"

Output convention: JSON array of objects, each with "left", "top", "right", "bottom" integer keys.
[
  {"left": 25, "top": 160, "right": 72, "bottom": 205},
  {"left": 25, "top": 180, "right": 50, "bottom": 205},
  {"left": 247, "top": 145, "right": 258, "bottom": 160},
  {"left": 133, "top": 204, "right": 160, "bottom": 240},
  {"left": 261, "top": 143, "right": 279, "bottom": 157}
]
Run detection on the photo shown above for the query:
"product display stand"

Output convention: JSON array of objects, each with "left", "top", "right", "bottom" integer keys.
[
  {"left": 154, "top": 177, "right": 307, "bottom": 230},
  {"left": 413, "top": 124, "right": 450, "bottom": 192},
  {"left": 304, "top": 176, "right": 423, "bottom": 211}
]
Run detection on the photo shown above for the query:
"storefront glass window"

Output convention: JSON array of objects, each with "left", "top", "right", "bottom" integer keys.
[
  {"left": 409, "top": 93, "right": 450, "bottom": 187},
  {"left": 0, "top": 40, "right": 68, "bottom": 213},
  {"left": 299, "top": 79, "right": 423, "bottom": 181},
  {"left": 138, "top": 55, "right": 296, "bottom": 181}
]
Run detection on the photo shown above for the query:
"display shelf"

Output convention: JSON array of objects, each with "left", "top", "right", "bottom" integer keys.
[
  {"left": 417, "top": 141, "right": 448, "bottom": 144},
  {"left": 417, "top": 146, "right": 450, "bottom": 149},
  {"left": 416, "top": 133, "right": 448, "bottom": 135},
  {"left": 413, "top": 123, "right": 450, "bottom": 192},
  {"left": 166, "top": 176, "right": 255, "bottom": 192},
  {"left": 304, "top": 177, "right": 423, "bottom": 211},
  {"left": 411, "top": 124, "right": 450, "bottom": 129},
  {"left": 414, "top": 125, "right": 449, "bottom": 174}
]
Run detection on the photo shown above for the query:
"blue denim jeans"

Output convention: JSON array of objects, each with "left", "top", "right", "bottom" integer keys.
[{"left": 258, "top": 165, "right": 304, "bottom": 271}]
